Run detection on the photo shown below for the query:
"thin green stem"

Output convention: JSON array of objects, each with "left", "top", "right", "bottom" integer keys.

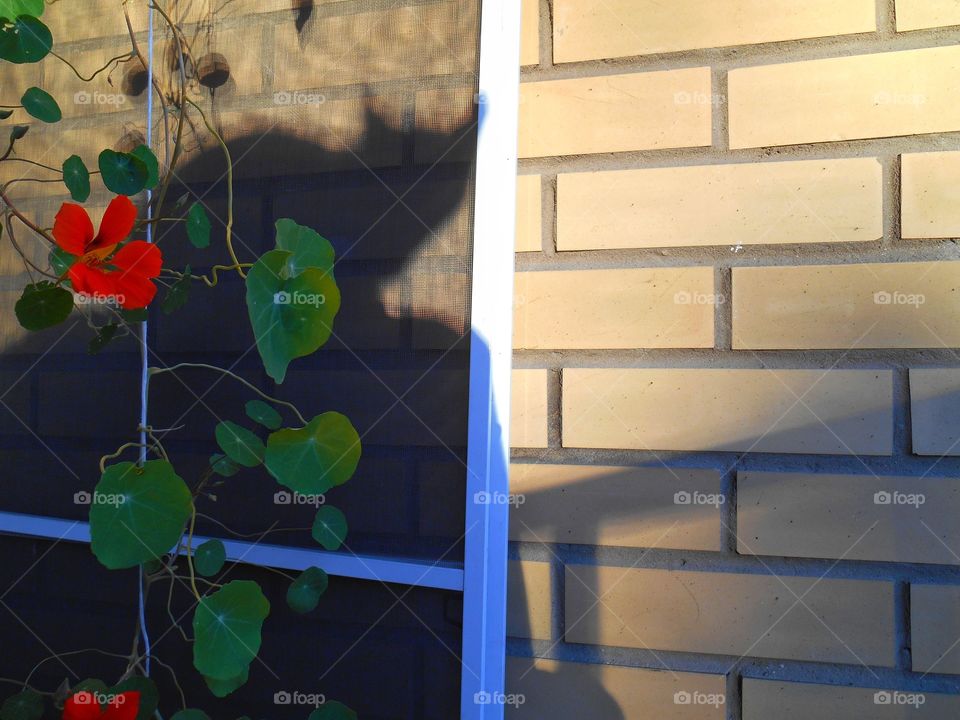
[
  {"left": 183, "top": 98, "right": 242, "bottom": 277},
  {"left": 50, "top": 49, "right": 134, "bottom": 82},
  {"left": 149, "top": 363, "right": 307, "bottom": 424}
]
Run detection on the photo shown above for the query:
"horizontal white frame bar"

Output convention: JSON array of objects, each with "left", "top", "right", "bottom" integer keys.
[{"left": 0, "top": 511, "right": 464, "bottom": 591}]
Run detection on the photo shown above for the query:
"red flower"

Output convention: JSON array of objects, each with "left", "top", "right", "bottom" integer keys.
[
  {"left": 63, "top": 690, "right": 140, "bottom": 720},
  {"left": 53, "top": 195, "right": 162, "bottom": 310}
]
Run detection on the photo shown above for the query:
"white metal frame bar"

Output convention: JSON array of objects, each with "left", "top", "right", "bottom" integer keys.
[{"left": 459, "top": 0, "right": 522, "bottom": 717}]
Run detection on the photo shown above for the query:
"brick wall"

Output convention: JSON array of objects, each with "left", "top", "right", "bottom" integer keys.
[{"left": 508, "top": 0, "right": 960, "bottom": 718}]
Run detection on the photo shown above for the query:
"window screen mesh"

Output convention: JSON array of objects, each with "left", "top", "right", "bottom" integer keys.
[{"left": 0, "top": 0, "right": 481, "bottom": 716}]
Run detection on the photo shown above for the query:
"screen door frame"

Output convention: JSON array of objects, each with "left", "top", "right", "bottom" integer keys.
[{"left": 0, "top": 0, "right": 521, "bottom": 717}]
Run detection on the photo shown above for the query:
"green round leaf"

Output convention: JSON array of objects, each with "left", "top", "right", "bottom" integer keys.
[
  {"left": 0, "top": 689, "right": 43, "bottom": 720},
  {"left": 203, "top": 668, "right": 248, "bottom": 698},
  {"left": 170, "top": 711, "right": 211, "bottom": 720},
  {"left": 286, "top": 566, "right": 328, "bottom": 614},
  {"left": 186, "top": 202, "right": 211, "bottom": 249},
  {"left": 62, "top": 155, "right": 90, "bottom": 202},
  {"left": 0, "top": 16, "right": 51, "bottom": 64},
  {"left": 20, "top": 86, "right": 59, "bottom": 122},
  {"left": 245, "top": 249, "right": 341, "bottom": 383},
  {"left": 0, "top": 1, "right": 44, "bottom": 20},
  {"left": 308, "top": 702, "right": 357, "bottom": 720},
  {"left": 193, "top": 580, "right": 269, "bottom": 680},
  {"left": 110, "top": 676, "right": 158, "bottom": 720},
  {"left": 120, "top": 308, "right": 148, "bottom": 323},
  {"left": 88, "top": 323, "right": 119, "bottom": 355},
  {"left": 209, "top": 452, "right": 240, "bottom": 477},
  {"left": 245, "top": 399, "right": 282, "bottom": 430},
  {"left": 130, "top": 144, "right": 158, "bottom": 189},
  {"left": 265, "top": 413, "right": 361, "bottom": 495},
  {"left": 311, "top": 506, "right": 347, "bottom": 551},
  {"left": 8, "top": 124, "right": 26, "bottom": 141},
  {"left": 49, "top": 247, "right": 75, "bottom": 277},
  {"left": 15, "top": 281, "right": 73, "bottom": 330},
  {"left": 89, "top": 460, "right": 192, "bottom": 570},
  {"left": 193, "top": 539, "right": 226, "bottom": 577},
  {"left": 275, "top": 218, "right": 335, "bottom": 277},
  {"left": 161, "top": 265, "right": 191, "bottom": 315},
  {"left": 215, "top": 421, "right": 265, "bottom": 468},
  {"left": 0, "top": 109, "right": 11, "bottom": 120},
  {"left": 98, "top": 149, "right": 148, "bottom": 196}
]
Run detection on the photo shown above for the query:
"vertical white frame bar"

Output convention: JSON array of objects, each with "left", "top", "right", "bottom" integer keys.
[{"left": 460, "top": 0, "right": 522, "bottom": 717}]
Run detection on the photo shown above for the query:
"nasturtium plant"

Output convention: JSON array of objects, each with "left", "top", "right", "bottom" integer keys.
[
  {"left": 14, "top": 281, "right": 72, "bottom": 330},
  {"left": 0, "top": 5, "right": 359, "bottom": 716},
  {"left": 0, "top": 688, "right": 42, "bottom": 720},
  {"left": 20, "top": 86, "right": 58, "bottom": 122},
  {"left": 0, "top": 0, "right": 44, "bottom": 19},
  {"left": 89, "top": 460, "right": 192, "bottom": 569},
  {"left": 312, "top": 506, "right": 348, "bottom": 552},
  {"left": 169, "top": 711, "right": 211, "bottom": 720},
  {"left": 185, "top": 202, "right": 211, "bottom": 248},
  {"left": 286, "top": 566, "right": 329, "bottom": 614},
  {"left": 193, "top": 538, "right": 226, "bottom": 577},
  {"left": 215, "top": 421, "right": 265, "bottom": 467},
  {"left": 98, "top": 149, "right": 149, "bottom": 195},
  {"left": 265, "top": 412, "right": 361, "bottom": 495},
  {"left": 202, "top": 669, "right": 248, "bottom": 699},
  {"left": 275, "top": 218, "right": 336, "bottom": 276},
  {"left": 209, "top": 452, "right": 240, "bottom": 477},
  {"left": 308, "top": 703, "right": 358, "bottom": 720},
  {"left": 100, "top": 677, "right": 158, "bottom": 720},
  {"left": 0, "top": 16, "right": 51, "bottom": 64},
  {"left": 62, "top": 155, "right": 91, "bottom": 202},
  {"left": 245, "top": 399, "right": 282, "bottom": 429},
  {"left": 193, "top": 580, "right": 269, "bottom": 682},
  {"left": 246, "top": 244, "right": 341, "bottom": 383},
  {"left": 130, "top": 144, "right": 159, "bottom": 189}
]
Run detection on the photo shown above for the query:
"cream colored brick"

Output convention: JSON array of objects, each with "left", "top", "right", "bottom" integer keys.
[
  {"left": 44, "top": 42, "right": 143, "bottom": 120},
  {"left": 414, "top": 87, "right": 476, "bottom": 164},
  {"left": 515, "top": 176, "right": 542, "bottom": 253},
  {"left": 507, "top": 561, "right": 551, "bottom": 640},
  {"left": 563, "top": 368, "right": 893, "bottom": 455},
  {"left": 566, "top": 566, "right": 894, "bottom": 665},
  {"left": 743, "top": 679, "right": 960, "bottom": 719},
  {"left": 902, "top": 151, "right": 960, "bottom": 238},
  {"left": 509, "top": 464, "right": 721, "bottom": 550},
  {"left": 512, "top": 369, "right": 548, "bottom": 448},
  {"left": 520, "top": 0, "right": 539, "bottom": 66},
  {"left": 910, "top": 369, "right": 960, "bottom": 456},
  {"left": 732, "top": 262, "right": 960, "bottom": 349},
  {"left": 273, "top": 2, "right": 477, "bottom": 90},
  {"left": 506, "top": 657, "right": 725, "bottom": 719},
  {"left": 514, "top": 268, "right": 715, "bottom": 349},
  {"left": 519, "top": 69, "right": 712, "bottom": 158},
  {"left": 912, "top": 585, "right": 960, "bottom": 673},
  {"left": 554, "top": 0, "right": 875, "bottom": 63},
  {"left": 558, "top": 159, "right": 882, "bottom": 250},
  {"left": 729, "top": 46, "right": 960, "bottom": 149},
  {"left": 44, "top": 1, "right": 147, "bottom": 41},
  {"left": 738, "top": 471, "right": 960, "bottom": 564},
  {"left": 896, "top": 0, "right": 960, "bottom": 30}
]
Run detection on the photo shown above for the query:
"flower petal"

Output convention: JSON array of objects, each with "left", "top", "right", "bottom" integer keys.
[
  {"left": 68, "top": 263, "right": 120, "bottom": 303},
  {"left": 91, "top": 195, "right": 137, "bottom": 251},
  {"left": 62, "top": 692, "right": 106, "bottom": 720},
  {"left": 113, "top": 271, "right": 158, "bottom": 310},
  {"left": 52, "top": 203, "right": 94, "bottom": 256},
  {"left": 111, "top": 241, "right": 162, "bottom": 279},
  {"left": 102, "top": 691, "right": 139, "bottom": 720}
]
